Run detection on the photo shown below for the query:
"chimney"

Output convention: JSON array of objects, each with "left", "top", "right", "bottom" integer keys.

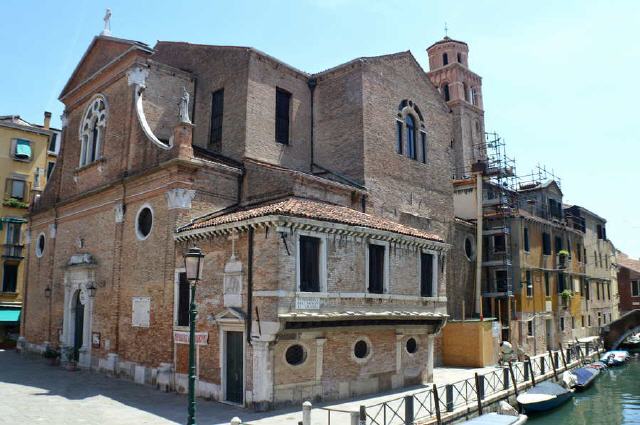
[{"left": 43, "top": 111, "right": 52, "bottom": 130}]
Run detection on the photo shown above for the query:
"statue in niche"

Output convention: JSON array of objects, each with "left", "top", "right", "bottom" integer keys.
[{"left": 178, "top": 87, "right": 191, "bottom": 124}]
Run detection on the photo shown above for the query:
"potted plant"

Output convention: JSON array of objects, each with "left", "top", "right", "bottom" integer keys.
[
  {"left": 561, "top": 289, "right": 573, "bottom": 308},
  {"left": 43, "top": 347, "right": 60, "bottom": 366},
  {"left": 557, "top": 249, "right": 570, "bottom": 269},
  {"left": 62, "top": 346, "right": 79, "bottom": 371}
]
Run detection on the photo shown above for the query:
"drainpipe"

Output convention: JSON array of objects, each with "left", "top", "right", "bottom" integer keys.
[
  {"left": 246, "top": 227, "right": 254, "bottom": 344},
  {"left": 307, "top": 77, "right": 317, "bottom": 173}
]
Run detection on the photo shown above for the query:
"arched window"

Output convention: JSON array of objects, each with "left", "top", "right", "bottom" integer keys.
[
  {"left": 442, "top": 84, "right": 450, "bottom": 102},
  {"left": 79, "top": 95, "right": 107, "bottom": 167},
  {"left": 442, "top": 53, "right": 449, "bottom": 66},
  {"left": 406, "top": 115, "right": 416, "bottom": 160},
  {"left": 463, "top": 82, "right": 470, "bottom": 102}
]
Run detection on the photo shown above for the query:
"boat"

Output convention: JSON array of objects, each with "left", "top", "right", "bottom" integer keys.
[
  {"left": 600, "top": 350, "right": 630, "bottom": 366},
  {"left": 566, "top": 367, "right": 600, "bottom": 391},
  {"left": 621, "top": 333, "right": 640, "bottom": 348},
  {"left": 459, "top": 412, "right": 528, "bottom": 424},
  {"left": 516, "top": 381, "right": 574, "bottom": 413},
  {"left": 585, "top": 361, "right": 608, "bottom": 370}
]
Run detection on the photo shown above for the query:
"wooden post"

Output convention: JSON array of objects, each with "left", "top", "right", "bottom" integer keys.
[
  {"left": 432, "top": 384, "right": 442, "bottom": 425},
  {"left": 474, "top": 373, "right": 483, "bottom": 415},
  {"left": 540, "top": 356, "right": 545, "bottom": 375},
  {"left": 528, "top": 359, "right": 536, "bottom": 386},
  {"left": 548, "top": 350, "right": 558, "bottom": 381},
  {"left": 404, "top": 395, "right": 414, "bottom": 425},
  {"left": 445, "top": 384, "right": 454, "bottom": 412},
  {"left": 462, "top": 301, "right": 466, "bottom": 322},
  {"left": 508, "top": 361, "right": 519, "bottom": 397},
  {"left": 560, "top": 347, "right": 568, "bottom": 370},
  {"left": 359, "top": 405, "right": 366, "bottom": 425}
]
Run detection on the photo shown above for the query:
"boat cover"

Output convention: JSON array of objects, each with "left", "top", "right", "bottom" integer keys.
[
  {"left": 572, "top": 367, "right": 598, "bottom": 386},
  {"left": 461, "top": 412, "right": 525, "bottom": 424},
  {"left": 517, "top": 381, "right": 570, "bottom": 404}
]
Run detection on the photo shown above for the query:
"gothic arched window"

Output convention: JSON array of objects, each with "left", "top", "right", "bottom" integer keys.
[
  {"left": 79, "top": 95, "right": 107, "bottom": 167},
  {"left": 406, "top": 114, "right": 416, "bottom": 160},
  {"left": 396, "top": 100, "right": 427, "bottom": 164}
]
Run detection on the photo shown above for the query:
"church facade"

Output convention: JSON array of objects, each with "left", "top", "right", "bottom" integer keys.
[{"left": 20, "top": 32, "right": 465, "bottom": 409}]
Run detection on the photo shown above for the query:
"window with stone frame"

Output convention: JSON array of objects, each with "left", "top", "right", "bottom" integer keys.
[
  {"left": 396, "top": 100, "right": 427, "bottom": 163},
  {"left": 527, "top": 320, "right": 533, "bottom": 337},
  {"left": 632, "top": 280, "right": 640, "bottom": 298},
  {"left": 420, "top": 252, "right": 436, "bottom": 297},
  {"left": 299, "top": 235, "right": 321, "bottom": 292},
  {"left": 275, "top": 87, "right": 291, "bottom": 144},
  {"left": 209, "top": 88, "right": 224, "bottom": 148},
  {"left": 79, "top": 95, "right": 107, "bottom": 167},
  {"left": 368, "top": 243, "right": 386, "bottom": 294},
  {"left": 525, "top": 270, "right": 533, "bottom": 297},
  {"left": 2, "top": 263, "right": 18, "bottom": 293},
  {"left": 4, "top": 176, "right": 28, "bottom": 201},
  {"left": 176, "top": 272, "right": 190, "bottom": 327}
]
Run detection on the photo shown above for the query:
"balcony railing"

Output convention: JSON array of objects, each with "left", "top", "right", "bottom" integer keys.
[{"left": 2, "top": 244, "right": 24, "bottom": 259}]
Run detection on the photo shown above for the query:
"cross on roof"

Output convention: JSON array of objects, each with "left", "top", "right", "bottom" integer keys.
[
  {"left": 101, "top": 8, "right": 112, "bottom": 36},
  {"left": 444, "top": 22, "right": 448, "bottom": 37}
]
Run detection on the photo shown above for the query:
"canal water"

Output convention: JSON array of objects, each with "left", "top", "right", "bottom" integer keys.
[{"left": 527, "top": 351, "right": 640, "bottom": 424}]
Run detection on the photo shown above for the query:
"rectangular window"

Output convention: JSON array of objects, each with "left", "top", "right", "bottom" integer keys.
[
  {"left": 368, "top": 244, "right": 385, "bottom": 294},
  {"left": 566, "top": 238, "right": 571, "bottom": 256},
  {"left": 554, "top": 236, "right": 562, "bottom": 253},
  {"left": 47, "top": 162, "right": 55, "bottom": 179},
  {"left": 576, "top": 244, "right": 582, "bottom": 262},
  {"left": 632, "top": 280, "right": 640, "bottom": 297},
  {"left": 526, "top": 270, "right": 533, "bottom": 297},
  {"left": 523, "top": 227, "right": 530, "bottom": 252},
  {"left": 527, "top": 320, "right": 533, "bottom": 336},
  {"left": 177, "top": 272, "right": 190, "bottom": 326},
  {"left": 571, "top": 317, "right": 575, "bottom": 329},
  {"left": 5, "top": 222, "right": 21, "bottom": 245},
  {"left": 493, "top": 234, "right": 506, "bottom": 253},
  {"left": 396, "top": 120, "right": 403, "bottom": 154},
  {"left": 588, "top": 315, "right": 592, "bottom": 326},
  {"left": 607, "top": 283, "right": 611, "bottom": 300},
  {"left": 544, "top": 272, "right": 550, "bottom": 297},
  {"left": 542, "top": 232, "right": 551, "bottom": 255},
  {"left": 583, "top": 247, "right": 587, "bottom": 264},
  {"left": 584, "top": 278, "right": 590, "bottom": 300},
  {"left": 209, "top": 88, "right": 224, "bottom": 147},
  {"left": 5, "top": 178, "right": 27, "bottom": 201},
  {"left": 495, "top": 270, "right": 508, "bottom": 293},
  {"left": 275, "top": 88, "right": 291, "bottom": 144},
  {"left": 420, "top": 132, "right": 427, "bottom": 163},
  {"left": 596, "top": 224, "right": 603, "bottom": 239},
  {"left": 582, "top": 315, "right": 585, "bottom": 327},
  {"left": 48, "top": 132, "right": 58, "bottom": 153},
  {"left": 557, "top": 273, "right": 565, "bottom": 293},
  {"left": 2, "top": 263, "right": 18, "bottom": 293},
  {"left": 299, "top": 236, "right": 321, "bottom": 292},
  {"left": 560, "top": 317, "right": 565, "bottom": 331},
  {"left": 420, "top": 252, "right": 435, "bottom": 297},
  {"left": 596, "top": 282, "right": 601, "bottom": 300},
  {"left": 12, "top": 138, "right": 32, "bottom": 161}
]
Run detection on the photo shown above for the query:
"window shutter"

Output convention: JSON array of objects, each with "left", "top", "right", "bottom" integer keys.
[
  {"left": 177, "top": 272, "right": 190, "bottom": 326},
  {"left": 300, "top": 236, "right": 320, "bottom": 292},
  {"left": 421, "top": 253, "right": 434, "bottom": 297},
  {"left": 368, "top": 244, "right": 385, "bottom": 294}
]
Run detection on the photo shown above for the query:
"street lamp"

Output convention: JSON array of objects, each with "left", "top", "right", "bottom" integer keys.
[{"left": 184, "top": 246, "right": 204, "bottom": 425}]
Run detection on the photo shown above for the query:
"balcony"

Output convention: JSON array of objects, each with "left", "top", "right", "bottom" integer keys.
[{"left": 2, "top": 244, "right": 24, "bottom": 259}]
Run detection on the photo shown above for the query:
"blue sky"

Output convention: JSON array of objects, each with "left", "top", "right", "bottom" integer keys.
[{"left": 1, "top": 0, "right": 638, "bottom": 258}]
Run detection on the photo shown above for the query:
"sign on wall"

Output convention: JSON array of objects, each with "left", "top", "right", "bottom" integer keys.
[
  {"left": 132, "top": 297, "right": 150, "bottom": 327},
  {"left": 173, "top": 331, "right": 208, "bottom": 345}
]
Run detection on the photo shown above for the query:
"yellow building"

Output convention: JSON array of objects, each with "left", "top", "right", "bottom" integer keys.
[{"left": 0, "top": 113, "right": 60, "bottom": 347}]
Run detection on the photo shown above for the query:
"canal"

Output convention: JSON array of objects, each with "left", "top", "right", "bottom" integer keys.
[{"left": 527, "top": 352, "right": 640, "bottom": 424}]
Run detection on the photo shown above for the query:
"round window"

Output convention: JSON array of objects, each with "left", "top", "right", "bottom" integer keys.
[
  {"left": 406, "top": 337, "right": 418, "bottom": 354},
  {"left": 285, "top": 344, "right": 307, "bottom": 366},
  {"left": 464, "top": 236, "right": 475, "bottom": 261},
  {"left": 136, "top": 206, "right": 153, "bottom": 240},
  {"left": 35, "top": 233, "right": 45, "bottom": 258},
  {"left": 354, "top": 340, "right": 369, "bottom": 359}
]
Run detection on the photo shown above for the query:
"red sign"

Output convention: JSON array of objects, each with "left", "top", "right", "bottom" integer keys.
[{"left": 173, "top": 331, "right": 208, "bottom": 345}]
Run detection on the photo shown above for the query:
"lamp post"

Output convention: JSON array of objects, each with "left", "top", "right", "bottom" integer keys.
[{"left": 184, "top": 246, "right": 204, "bottom": 425}]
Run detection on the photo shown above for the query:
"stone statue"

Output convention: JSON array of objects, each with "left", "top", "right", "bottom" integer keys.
[
  {"left": 102, "top": 9, "right": 112, "bottom": 36},
  {"left": 179, "top": 87, "right": 191, "bottom": 124}
]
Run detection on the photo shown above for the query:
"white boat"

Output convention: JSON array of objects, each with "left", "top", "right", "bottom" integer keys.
[{"left": 459, "top": 412, "right": 528, "bottom": 424}]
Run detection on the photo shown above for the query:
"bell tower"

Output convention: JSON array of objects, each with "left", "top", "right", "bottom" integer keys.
[{"left": 426, "top": 36, "right": 486, "bottom": 179}]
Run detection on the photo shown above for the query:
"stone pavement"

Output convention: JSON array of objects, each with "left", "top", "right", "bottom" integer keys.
[{"left": 0, "top": 349, "right": 498, "bottom": 425}]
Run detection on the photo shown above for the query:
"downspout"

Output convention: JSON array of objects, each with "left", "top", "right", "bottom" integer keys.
[
  {"left": 307, "top": 77, "right": 317, "bottom": 173},
  {"left": 246, "top": 226, "right": 254, "bottom": 344}
]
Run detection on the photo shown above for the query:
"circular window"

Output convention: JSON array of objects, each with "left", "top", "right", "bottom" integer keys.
[
  {"left": 35, "top": 233, "right": 45, "bottom": 258},
  {"left": 406, "top": 337, "right": 418, "bottom": 354},
  {"left": 285, "top": 344, "right": 307, "bottom": 366},
  {"left": 464, "top": 236, "right": 475, "bottom": 261},
  {"left": 354, "top": 340, "right": 370, "bottom": 359},
  {"left": 136, "top": 206, "right": 153, "bottom": 240}
]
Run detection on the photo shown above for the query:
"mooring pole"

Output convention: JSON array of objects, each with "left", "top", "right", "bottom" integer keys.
[
  {"left": 508, "top": 361, "right": 519, "bottom": 397},
  {"left": 548, "top": 350, "right": 558, "bottom": 381}
]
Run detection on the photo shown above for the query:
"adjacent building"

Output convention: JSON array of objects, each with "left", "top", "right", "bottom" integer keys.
[
  {"left": 20, "top": 33, "right": 455, "bottom": 409},
  {"left": 0, "top": 113, "right": 60, "bottom": 347},
  {"left": 616, "top": 250, "right": 640, "bottom": 315}
]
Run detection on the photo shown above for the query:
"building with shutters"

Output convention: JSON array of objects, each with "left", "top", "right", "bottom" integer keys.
[
  {"left": 0, "top": 113, "right": 60, "bottom": 347},
  {"left": 19, "top": 31, "right": 456, "bottom": 410}
]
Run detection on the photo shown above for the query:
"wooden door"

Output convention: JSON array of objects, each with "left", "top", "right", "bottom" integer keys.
[
  {"left": 225, "top": 331, "right": 243, "bottom": 404},
  {"left": 74, "top": 293, "right": 84, "bottom": 361}
]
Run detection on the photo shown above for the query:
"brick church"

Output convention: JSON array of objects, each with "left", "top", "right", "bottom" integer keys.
[{"left": 20, "top": 30, "right": 486, "bottom": 409}]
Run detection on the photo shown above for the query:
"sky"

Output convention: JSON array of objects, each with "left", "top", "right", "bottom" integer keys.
[{"left": 1, "top": 0, "right": 638, "bottom": 258}]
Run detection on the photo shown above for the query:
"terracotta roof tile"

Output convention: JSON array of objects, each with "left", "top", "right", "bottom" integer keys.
[
  {"left": 178, "top": 197, "right": 443, "bottom": 242},
  {"left": 617, "top": 251, "right": 640, "bottom": 274}
]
